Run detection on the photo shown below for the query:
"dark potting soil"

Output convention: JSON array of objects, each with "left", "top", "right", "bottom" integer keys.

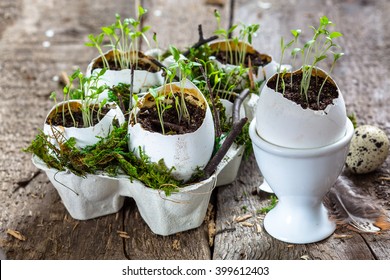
[
  {"left": 267, "top": 72, "right": 339, "bottom": 111},
  {"left": 135, "top": 95, "right": 206, "bottom": 135},
  {"left": 93, "top": 56, "right": 160, "bottom": 73},
  {"left": 47, "top": 104, "right": 111, "bottom": 128},
  {"left": 214, "top": 50, "right": 269, "bottom": 69}
]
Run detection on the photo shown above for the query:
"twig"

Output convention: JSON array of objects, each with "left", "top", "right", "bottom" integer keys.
[
  {"left": 151, "top": 119, "right": 185, "bottom": 134},
  {"left": 202, "top": 88, "right": 249, "bottom": 179},
  {"left": 128, "top": 64, "right": 135, "bottom": 122},
  {"left": 202, "top": 117, "right": 247, "bottom": 180},
  {"left": 197, "top": 59, "right": 222, "bottom": 138},
  {"left": 148, "top": 55, "right": 181, "bottom": 82},
  {"left": 233, "top": 89, "right": 249, "bottom": 123},
  {"left": 183, "top": 25, "right": 218, "bottom": 57},
  {"left": 228, "top": 0, "right": 235, "bottom": 39},
  {"left": 148, "top": 57, "right": 168, "bottom": 71}
]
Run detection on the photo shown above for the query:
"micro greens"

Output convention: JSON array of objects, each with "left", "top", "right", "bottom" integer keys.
[
  {"left": 50, "top": 69, "right": 108, "bottom": 128},
  {"left": 275, "top": 16, "right": 344, "bottom": 108},
  {"left": 85, "top": 6, "right": 151, "bottom": 70}
]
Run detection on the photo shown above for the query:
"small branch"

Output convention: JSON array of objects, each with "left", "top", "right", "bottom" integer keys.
[
  {"left": 233, "top": 89, "right": 250, "bottom": 123},
  {"left": 183, "top": 25, "right": 218, "bottom": 57},
  {"left": 197, "top": 59, "right": 222, "bottom": 138},
  {"left": 117, "top": 93, "right": 126, "bottom": 115},
  {"left": 228, "top": 0, "right": 235, "bottom": 39},
  {"left": 201, "top": 88, "right": 250, "bottom": 180},
  {"left": 151, "top": 119, "right": 185, "bottom": 134},
  {"left": 148, "top": 57, "right": 168, "bottom": 71},
  {"left": 128, "top": 64, "right": 135, "bottom": 119},
  {"left": 202, "top": 117, "right": 247, "bottom": 180},
  {"left": 148, "top": 56, "right": 181, "bottom": 82}
]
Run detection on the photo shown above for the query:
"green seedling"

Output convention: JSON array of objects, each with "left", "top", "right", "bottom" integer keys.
[
  {"left": 85, "top": 5, "right": 152, "bottom": 71},
  {"left": 50, "top": 69, "right": 108, "bottom": 128},
  {"left": 275, "top": 16, "right": 343, "bottom": 108}
]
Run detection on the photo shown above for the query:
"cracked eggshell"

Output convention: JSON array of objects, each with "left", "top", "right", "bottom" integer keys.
[
  {"left": 128, "top": 80, "right": 215, "bottom": 182},
  {"left": 346, "top": 125, "right": 389, "bottom": 174},
  {"left": 43, "top": 100, "right": 125, "bottom": 149},
  {"left": 255, "top": 67, "right": 347, "bottom": 149},
  {"left": 208, "top": 40, "right": 278, "bottom": 89},
  {"left": 86, "top": 50, "right": 164, "bottom": 100}
]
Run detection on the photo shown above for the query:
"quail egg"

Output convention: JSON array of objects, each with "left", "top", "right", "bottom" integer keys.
[{"left": 346, "top": 125, "right": 389, "bottom": 174}]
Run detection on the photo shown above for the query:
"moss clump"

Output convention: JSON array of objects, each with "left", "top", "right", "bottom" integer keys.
[{"left": 24, "top": 122, "right": 181, "bottom": 195}]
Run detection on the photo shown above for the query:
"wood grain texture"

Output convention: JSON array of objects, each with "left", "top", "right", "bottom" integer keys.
[
  {"left": 214, "top": 0, "right": 390, "bottom": 260},
  {"left": 0, "top": 0, "right": 215, "bottom": 260}
]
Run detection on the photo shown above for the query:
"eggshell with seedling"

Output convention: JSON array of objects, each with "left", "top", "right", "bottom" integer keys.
[{"left": 346, "top": 125, "right": 389, "bottom": 174}]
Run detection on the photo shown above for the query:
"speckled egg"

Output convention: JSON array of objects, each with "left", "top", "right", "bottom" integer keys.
[{"left": 346, "top": 125, "right": 389, "bottom": 174}]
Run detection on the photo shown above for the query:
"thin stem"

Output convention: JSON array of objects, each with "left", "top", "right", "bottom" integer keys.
[{"left": 197, "top": 59, "right": 222, "bottom": 138}]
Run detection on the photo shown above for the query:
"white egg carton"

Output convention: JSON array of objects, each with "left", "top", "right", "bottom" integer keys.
[{"left": 32, "top": 141, "right": 243, "bottom": 236}]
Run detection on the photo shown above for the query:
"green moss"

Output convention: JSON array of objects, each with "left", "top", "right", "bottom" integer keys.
[
  {"left": 24, "top": 122, "right": 181, "bottom": 196},
  {"left": 257, "top": 195, "right": 278, "bottom": 214},
  {"left": 347, "top": 112, "right": 358, "bottom": 129},
  {"left": 234, "top": 122, "right": 253, "bottom": 159}
]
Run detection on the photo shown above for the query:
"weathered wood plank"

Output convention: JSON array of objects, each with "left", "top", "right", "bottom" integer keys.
[
  {"left": 0, "top": 0, "right": 142, "bottom": 259},
  {"left": 0, "top": 0, "right": 230, "bottom": 260},
  {"left": 214, "top": 0, "right": 390, "bottom": 259},
  {"left": 142, "top": 0, "right": 230, "bottom": 51},
  {"left": 115, "top": 0, "right": 232, "bottom": 260}
]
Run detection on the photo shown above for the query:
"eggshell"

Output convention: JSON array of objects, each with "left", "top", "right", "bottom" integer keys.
[
  {"left": 255, "top": 67, "right": 347, "bottom": 149},
  {"left": 345, "top": 125, "right": 389, "bottom": 174}
]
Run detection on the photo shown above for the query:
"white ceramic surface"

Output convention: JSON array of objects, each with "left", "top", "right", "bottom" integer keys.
[
  {"left": 43, "top": 100, "right": 125, "bottom": 149},
  {"left": 128, "top": 80, "right": 215, "bottom": 182},
  {"left": 258, "top": 180, "right": 273, "bottom": 193},
  {"left": 249, "top": 118, "right": 354, "bottom": 244},
  {"left": 255, "top": 67, "right": 347, "bottom": 149}
]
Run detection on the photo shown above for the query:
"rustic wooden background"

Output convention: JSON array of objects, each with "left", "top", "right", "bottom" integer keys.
[{"left": 0, "top": 0, "right": 389, "bottom": 260}]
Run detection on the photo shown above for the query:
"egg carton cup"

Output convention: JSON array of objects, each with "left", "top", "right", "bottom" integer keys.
[{"left": 31, "top": 140, "right": 242, "bottom": 236}]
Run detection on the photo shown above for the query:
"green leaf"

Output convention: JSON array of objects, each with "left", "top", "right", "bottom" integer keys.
[
  {"left": 138, "top": 6, "right": 147, "bottom": 17},
  {"left": 149, "top": 87, "right": 158, "bottom": 98},
  {"left": 333, "top": 52, "right": 344, "bottom": 61},
  {"left": 214, "top": 29, "right": 227, "bottom": 36},
  {"left": 101, "top": 26, "right": 114, "bottom": 35},
  {"left": 291, "top": 29, "right": 301, "bottom": 38},
  {"left": 329, "top": 31, "right": 343, "bottom": 39},
  {"left": 141, "top": 25, "right": 151, "bottom": 33},
  {"left": 214, "top": 9, "right": 221, "bottom": 19},
  {"left": 314, "top": 55, "right": 327, "bottom": 64},
  {"left": 291, "top": 47, "right": 301, "bottom": 56},
  {"left": 285, "top": 39, "right": 295, "bottom": 48},
  {"left": 169, "top": 45, "right": 181, "bottom": 61},
  {"left": 320, "top": 16, "right": 330, "bottom": 26},
  {"left": 84, "top": 42, "right": 96, "bottom": 47},
  {"left": 304, "top": 39, "right": 315, "bottom": 49},
  {"left": 228, "top": 24, "right": 237, "bottom": 34}
]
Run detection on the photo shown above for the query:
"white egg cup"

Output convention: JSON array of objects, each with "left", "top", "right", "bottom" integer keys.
[{"left": 249, "top": 118, "right": 354, "bottom": 244}]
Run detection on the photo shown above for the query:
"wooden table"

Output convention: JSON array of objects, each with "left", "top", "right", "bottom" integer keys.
[{"left": 0, "top": 0, "right": 389, "bottom": 260}]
